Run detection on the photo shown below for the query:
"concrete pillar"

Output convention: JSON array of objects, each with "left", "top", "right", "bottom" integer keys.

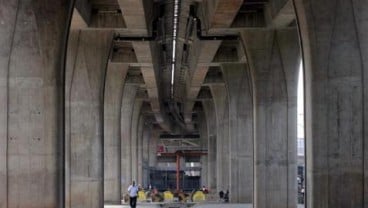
[
  {"left": 222, "top": 63, "right": 254, "bottom": 203},
  {"left": 148, "top": 129, "right": 159, "bottom": 169},
  {"left": 202, "top": 100, "right": 217, "bottom": 192},
  {"left": 104, "top": 63, "right": 128, "bottom": 203},
  {"left": 65, "top": 29, "right": 79, "bottom": 208},
  {"left": 242, "top": 28, "right": 300, "bottom": 208},
  {"left": 131, "top": 99, "right": 143, "bottom": 183},
  {"left": 137, "top": 115, "right": 144, "bottom": 186},
  {"left": 294, "top": 1, "right": 368, "bottom": 207},
  {"left": 210, "top": 85, "right": 230, "bottom": 193},
  {"left": 0, "top": 1, "right": 73, "bottom": 207},
  {"left": 142, "top": 124, "right": 151, "bottom": 187},
  {"left": 120, "top": 84, "right": 138, "bottom": 196},
  {"left": 68, "top": 30, "right": 113, "bottom": 208},
  {"left": 198, "top": 110, "right": 208, "bottom": 187}
]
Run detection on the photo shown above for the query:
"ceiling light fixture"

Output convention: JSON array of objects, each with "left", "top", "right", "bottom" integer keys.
[{"left": 171, "top": 0, "right": 180, "bottom": 97}]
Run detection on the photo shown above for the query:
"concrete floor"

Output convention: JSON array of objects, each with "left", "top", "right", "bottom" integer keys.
[{"left": 105, "top": 203, "right": 305, "bottom": 208}]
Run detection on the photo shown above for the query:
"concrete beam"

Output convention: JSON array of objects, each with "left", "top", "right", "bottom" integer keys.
[
  {"left": 184, "top": 41, "right": 221, "bottom": 130},
  {"left": 90, "top": 12, "right": 126, "bottom": 29},
  {"left": 265, "top": 0, "right": 295, "bottom": 28},
  {"left": 111, "top": 42, "right": 138, "bottom": 63},
  {"left": 205, "top": 0, "right": 243, "bottom": 29},
  {"left": 133, "top": 42, "right": 171, "bottom": 131},
  {"left": 117, "top": 0, "right": 150, "bottom": 35},
  {"left": 71, "top": 8, "right": 88, "bottom": 29},
  {"left": 74, "top": 0, "right": 92, "bottom": 28}
]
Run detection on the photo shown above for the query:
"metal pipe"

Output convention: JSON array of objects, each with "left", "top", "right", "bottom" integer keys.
[
  {"left": 113, "top": 18, "right": 158, "bottom": 42},
  {"left": 193, "top": 17, "right": 238, "bottom": 41},
  {"left": 113, "top": 8, "right": 240, "bottom": 42}
]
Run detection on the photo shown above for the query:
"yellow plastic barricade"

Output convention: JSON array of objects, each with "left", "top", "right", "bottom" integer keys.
[
  {"left": 192, "top": 190, "right": 206, "bottom": 202},
  {"left": 163, "top": 191, "right": 174, "bottom": 201},
  {"left": 137, "top": 190, "right": 146, "bottom": 201}
]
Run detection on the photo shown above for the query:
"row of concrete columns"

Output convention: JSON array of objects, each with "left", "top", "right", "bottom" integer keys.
[
  {"left": 1, "top": 1, "right": 368, "bottom": 208},
  {"left": 201, "top": 28, "right": 299, "bottom": 206}
]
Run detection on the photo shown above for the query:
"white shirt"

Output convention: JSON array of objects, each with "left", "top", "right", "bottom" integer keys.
[{"left": 128, "top": 185, "right": 139, "bottom": 197}]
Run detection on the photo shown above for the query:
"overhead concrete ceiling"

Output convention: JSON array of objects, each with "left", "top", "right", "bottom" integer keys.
[{"left": 70, "top": 0, "right": 296, "bottom": 137}]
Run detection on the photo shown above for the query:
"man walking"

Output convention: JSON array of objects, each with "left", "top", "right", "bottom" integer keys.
[{"left": 128, "top": 180, "right": 139, "bottom": 208}]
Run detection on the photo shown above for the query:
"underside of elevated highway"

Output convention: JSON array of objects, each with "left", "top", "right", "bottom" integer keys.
[{"left": 1, "top": 0, "right": 368, "bottom": 208}]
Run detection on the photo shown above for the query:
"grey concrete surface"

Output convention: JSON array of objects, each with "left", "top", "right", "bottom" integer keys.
[
  {"left": 222, "top": 63, "right": 254, "bottom": 203},
  {"left": 205, "top": 0, "right": 243, "bottom": 29},
  {"left": 210, "top": 85, "right": 230, "bottom": 193},
  {"left": 202, "top": 100, "right": 217, "bottom": 192},
  {"left": 242, "top": 28, "right": 300, "bottom": 208},
  {"left": 65, "top": 29, "right": 81, "bottom": 208},
  {"left": 184, "top": 41, "right": 221, "bottom": 130},
  {"left": 104, "top": 63, "right": 128, "bottom": 202},
  {"left": 2, "top": 1, "right": 367, "bottom": 208},
  {"left": 0, "top": 1, "right": 17, "bottom": 207},
  {"left": 137, "top": 114, "right": 145, "bottom": 185},
  {"left": 120, "top": 84, "right": 138, "bottom": 195},
  {"left": 68, "top": 30, "right": 113, "bottom": 208},
  {"left": 131, "top": 99, "right": 143, "bottom": 182},
  {"left": 0, "top": 1, "right": 73, "bottom": 207},
  {"left": 294, "top": 1, "right": 368, "bottom": 207},
  {"left": 141, "top": 126, "right": 151, "bottom": 187},
  {"left": 199, "top": 110, "right": 208, "bottom": 187}
]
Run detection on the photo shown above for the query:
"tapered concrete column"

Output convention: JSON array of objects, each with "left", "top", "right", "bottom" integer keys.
[
  {"left": 142, "top": 125, "right": 151, "bottom": 187},
  {"left": 68, "top": 30, "right": 112, "bottom": 208},
  {"left": 104, "top": 63, "right": 128, "bottom": 203},
  {"left": 202, "top": 100, "right": 217, "bottom": 191},
  {"left": 222, "top": 63, "right": 254, "bottom": 203},
  {"left": 131, "top": 99, "right": 143, "bottom": 182},
  {"left": 242, "top": 29, "right": 300, "bottom": 208},
  {"left": 0, "top": 1, "right": 73, "bottom": 207},
  {"left": 210, "top": 85, "right": 230, "bottom": 193},
  {"left": 120, "top": 84, "right": 138, "bottom": 196},
  {"left": 198, "top": 111, "right": 208, "bottom": 187},
  {"left": 65, "top": 29, "right": 79, "bottom": 208},
  {"left": 294, "top": 1, "right": 368, "bottom": 207},
  {"left": 148, "top": 129, "right": 160, "bottom": 169},
  {"left": 137, "top": 115, "right": 144, "bottom": 186},
  {"left": 278, "top": 29, "right": 300, "bottom": 208}
]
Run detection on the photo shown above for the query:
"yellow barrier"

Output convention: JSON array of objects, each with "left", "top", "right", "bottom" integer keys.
[
  {"left": 137, "top": 190, "right": 146, "bottom": 201},
  {"left": 192, "top": 190, "right": 206, "bottom": 202},
  {"left": 163, "top": 191, "right": 174, "bottom": 201}
]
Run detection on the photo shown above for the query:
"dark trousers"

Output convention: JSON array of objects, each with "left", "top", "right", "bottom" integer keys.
[{"left": 130, "top": 196, "right": 137, "bottom": 208}]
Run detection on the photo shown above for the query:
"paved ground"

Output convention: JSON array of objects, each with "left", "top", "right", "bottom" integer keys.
[{"left": 105, "top": 203, "right": 305, "bottom": 208}]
